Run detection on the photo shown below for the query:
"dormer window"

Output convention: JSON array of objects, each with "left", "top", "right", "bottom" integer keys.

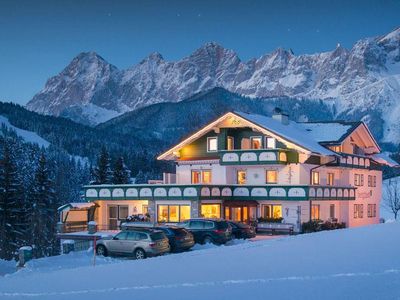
[{"left": 207, "top": 137, "right": 218, "bottom": 152}]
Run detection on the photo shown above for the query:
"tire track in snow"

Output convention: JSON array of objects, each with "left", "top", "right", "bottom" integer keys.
[{"left": 1, "top": 269, "right": 399, "bottom": 298}]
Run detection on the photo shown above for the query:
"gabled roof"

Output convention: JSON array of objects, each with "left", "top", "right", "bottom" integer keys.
[
  {"left": 157, "top": 111, "right": 382, "bottom": 161},
  {"left": 235, "top": 112, "right": 334, "bottom": 156}
]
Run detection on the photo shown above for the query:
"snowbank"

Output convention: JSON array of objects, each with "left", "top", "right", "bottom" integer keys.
[{"left": 1, "top": 223, "right": 399, "bottom": 299}]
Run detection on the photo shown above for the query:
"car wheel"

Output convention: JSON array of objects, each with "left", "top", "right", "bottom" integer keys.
[
  {"left": 134, "top": 248, "right": 146, "bottom": 260},
  {"left": 96, "top": 245, "right": 107, "bottom": 256},
  {"left": 203, "top": 236, "right": 214, "bottom": 244}
]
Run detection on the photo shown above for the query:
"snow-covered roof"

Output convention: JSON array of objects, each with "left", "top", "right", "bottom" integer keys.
[
  {"left": 299, "top": 122, "right": 358, "bottom": 143},
  {"left": 235, "top": 112, "right": 335, "bottom": 155},
  {"left": 371, "top": 153, "right": 399, "bottom": 167},
  {"left": 58, "top": 202, "right": 96, "bottom": 212}
]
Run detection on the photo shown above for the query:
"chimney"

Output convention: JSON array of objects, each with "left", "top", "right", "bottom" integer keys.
[{"left": 272, "top": 108, "right": 289, "bottom": 125}]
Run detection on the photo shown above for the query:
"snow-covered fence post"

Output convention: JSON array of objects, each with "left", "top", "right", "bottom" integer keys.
[
  {"left": 18, "top": 246, "right": 33, "bottom": 268},
  {"left": 88, "top": 221, "right": 97, "bottom": 234}
]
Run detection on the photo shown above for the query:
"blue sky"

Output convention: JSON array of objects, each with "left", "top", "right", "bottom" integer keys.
[{"left": 0, "top": 0, "right": 399, "bottom": 105}]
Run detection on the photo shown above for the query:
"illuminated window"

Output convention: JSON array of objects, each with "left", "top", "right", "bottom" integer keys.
[
  {"left": 118, "top": 206, "right": 129, "bottom": 220},
  {"left": 330, "top": 145, "right": 341, "bottom": 152},
  {"left": 266, "top": 137, "right": 276, "bottom": 149},
  {"left": 312, "top": 171, "right": 320, "bottom": 185},
  {"left": 250, "top": 136, "right": 262, "bottom": 149},
  {"left": 158, "top": 205, "right": 191, "bottom": 223},
  {"left": 142, "top": 205, "right": 148, "bottom": 214},
  {"left": 169, "top": 206, "right": 179, "bottom": 222},
  {"left": 180, "top": 205, "right": 190, "bottom": 221},
  {"left": 202, "top": 171, "right": 212, "bottom": 184},
  {"left": 158, "top": 205, "right": 169, "bottom": 222},
  {"left": 327, "top": 173, "right": 334, "bottom": 186},
  {"left": 191, "top": 171, "right": 201, "bottom": 184},
  {"left": 261, "top": 205, "right": 282, "bottom": 219},
  {"left": 207, "top": 137, "right": 218, "bottom": 152},
  {"left": 266, "top": 170, "right": 278, "bottom": 184},
  {"left": 201, "top": 204, "right": 221, "bottom": 218},
  {"left": 227, "top": 136, "right": 234, "bottom": 150},
  {"left": 191, "top": 170, "right": 212, "bottom": 184},
  {"left": 311, "top": 204, "right": 320, "bottom": 220},
  {"left": 225, "top": 207, "right": 230, "bottom": 219},
  {"left": 237, "top": 171, "right": 247, "bottom": 184}
]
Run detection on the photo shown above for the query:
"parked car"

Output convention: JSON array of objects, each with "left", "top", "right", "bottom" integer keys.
[
  {"left": 227, "top": 221, "right": 256, "bottom": 239},
  {"left": 154, "top": 226, "right": 195, "bottom": 252},
  {"left": 96, "top": 229, "right": 170, "bottom": 259},
  {"left": 179, "top": 218, "right": 232, "bottom": 245}
]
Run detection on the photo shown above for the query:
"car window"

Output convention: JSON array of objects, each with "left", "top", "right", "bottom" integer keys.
[
  {"left": 150, "top": 232, "right": 166, "bottom": 241},
  {"left": 204, "top": 221, "right": 214, "bottom": 229},
  {"left": 229, "top": 222, "right": 238, "bottom": 228},
  {"left": 136, "top": 232, "right": 148, "bottom": 240},
  {"left": 114, "top": 232, "right": 128, "bottom": 240},
  {"left": 216, "top": 221, "right": 229, "bottom": 229},
  {"left": 189, "top": 221, "right": 204, "bottom": 229},
  {"left": 126, "top": 231, "right": 137, "bottom": 240},
  {"left": 179, "top": 221, "right": 190, "bottom": 228}
]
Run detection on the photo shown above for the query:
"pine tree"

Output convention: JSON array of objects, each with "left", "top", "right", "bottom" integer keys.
[
  {"left": 113, "top": 157, "right": 131, "bottom": 184},
  {"left": 92, "top": 148, "right": 112, "bottom": 184},
  {"left": 0, "top": 138, "right": 26, "bottom": 260},
  {"left": 29, "top": 154, "right": 58, "bottom": 258}
]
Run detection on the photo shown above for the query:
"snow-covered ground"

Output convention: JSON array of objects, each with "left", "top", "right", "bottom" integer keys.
[{"left": 1, "top": 223, "right": 399, "bottom": 300}]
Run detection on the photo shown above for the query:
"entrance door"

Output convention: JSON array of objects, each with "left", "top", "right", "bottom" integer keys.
[
  {"left": 225, "top": 204, "right": 256, "bottom": 223},
  {"left": 108, "top": 206, "right": 118, "bottom": 230}
]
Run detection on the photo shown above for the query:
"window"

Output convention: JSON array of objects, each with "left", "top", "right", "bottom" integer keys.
[
  {"left": 191, "top": 171, "right": 201, "bottom": 184},
  {"left": 227, "top": 136, "right": 234, "bottom": 150},
  {"left": 354, "top": 204, "right": 364, "bottom": 218},
  {"left": 261, "top": 205, "right": 282, "bottom": 219},
  {"left": 237, "top": 171, "right": 247, "bottom": 184},
  {"left": 354, "top": 174, "right": 364, "bottom": 186},
  {"left": 368, "top": 175, "right": 377, "bottom": 187},
  {"left": 330, "top": 204, "right": 335, "bottom": 219},
  {"left": 311, "top": 204, "right": 320, "bottom": 220},
  {"left": 157, "top": 205, "right": 191, "bottom": 223},
  {"left": 329, "top": 145, "right": 341, "bottom": 152},
  {"left": 312, "top": 171, "right": 320, "bottom": 185},
  {"left": 207, "top": 137, "right": 218, "bottom": 152},
  {"left": 142, "top": 205, "right": 148, "bottom": 214},
  {"left": 189, "top": 221, "right": 204, "bottom": 229},
  {"left": 202, "top": 170, "right": 212, "bottom": 184},
  {"left": 266, "top": 170, "right": 278, "bottom": 184},
  {"left": 201, "top": 204, "right": 221, "bottom": 218},
  {"left": 119, "top": 206, "right": 129, "bottom": 220},
  {"left": 327, "top": 173, "right": 334, "bottom": 186},
  {"left": 367, "top": 204, "right": 377, "bottom": 218},
  {"left": 250, "top": 136, "right": 262, "bottom": 149},
  {"left": 191, "top": 170, "right": 212, "bottom": 184},
  {"left": 114, "top": 232, "right": 128, "bottom": 240},
  {"left": 266, "top": 137, "right": 276, "bottom": 149},
  {"left": 180, "top": 205, "right": 190, "bottom": 221}
]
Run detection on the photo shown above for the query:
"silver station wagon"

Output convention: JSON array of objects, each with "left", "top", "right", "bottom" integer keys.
[{"left": 96, "top": 229, "right": 170, "bottom": 259}]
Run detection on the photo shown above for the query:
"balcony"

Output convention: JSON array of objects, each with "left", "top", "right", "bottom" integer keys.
[
  {"left": 84, "top": 184, "right": 356, "bottom": 202},
  {"left": 328, "top": 153, "right": 381, "bottom": 170},
  {"left": 218, "top": 149, "right": 299, "bottom": 165}
]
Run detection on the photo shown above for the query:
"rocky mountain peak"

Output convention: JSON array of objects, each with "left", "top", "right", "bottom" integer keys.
[{"left": 26, "top": 28, "right": 400, "bottom": 143}]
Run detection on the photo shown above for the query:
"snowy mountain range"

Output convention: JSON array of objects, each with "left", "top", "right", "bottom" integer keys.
[{"left": 26, "top": 28, "right": 400, "bottom": 143}]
